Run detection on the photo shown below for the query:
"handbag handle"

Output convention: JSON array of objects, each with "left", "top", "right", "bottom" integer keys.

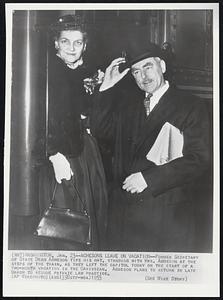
[{"left": 50, "top": 172, "right": 89, "bottom": 216}]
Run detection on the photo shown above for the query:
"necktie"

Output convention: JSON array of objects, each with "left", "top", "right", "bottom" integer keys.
[{"left": 144, "top": 93, "right": 152, "bottom": 116}]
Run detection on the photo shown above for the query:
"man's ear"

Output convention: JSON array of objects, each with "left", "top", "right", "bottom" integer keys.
[
  {"left": 55, "top": 41, "right": 59, "bottom": 49},
  {"left": 160, "top": 59, "right": 166, "bottom": 74},
  {"left": 83, "top": 43, "right": 87, "bottom": 52}
]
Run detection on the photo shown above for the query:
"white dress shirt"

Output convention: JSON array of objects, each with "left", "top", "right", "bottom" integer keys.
[{"left": 146, "top": 80, "right": 169, "bottom": 112}]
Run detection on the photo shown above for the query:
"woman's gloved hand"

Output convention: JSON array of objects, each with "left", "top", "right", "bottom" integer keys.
[{"left": 49, "top": 152, "right": 73, "bottom": 183}]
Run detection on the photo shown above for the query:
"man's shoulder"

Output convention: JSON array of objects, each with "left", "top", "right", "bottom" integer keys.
[{"left": 167, "top": 86, "right": 205, "bottom": 110}]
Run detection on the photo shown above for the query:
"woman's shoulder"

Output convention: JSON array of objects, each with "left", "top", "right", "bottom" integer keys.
[
  {"left": 49, "top": 55, "right": 67, "bottom": 73},
  {"left": 81, "top": 55, "right": 100, "bottom": 77}
]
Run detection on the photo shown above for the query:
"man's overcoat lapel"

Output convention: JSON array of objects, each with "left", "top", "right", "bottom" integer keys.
[{"left": 133, "top": 88, "right": 177, "bottom": 159}]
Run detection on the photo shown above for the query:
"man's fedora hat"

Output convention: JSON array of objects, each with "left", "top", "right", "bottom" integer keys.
[{"left": 126, "top": 40, "right": 164, "bottom": 66}]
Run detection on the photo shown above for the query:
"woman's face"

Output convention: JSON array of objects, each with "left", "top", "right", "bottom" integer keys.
[{"left": 55, "top": 30, "right": 86, "bottom": 64}]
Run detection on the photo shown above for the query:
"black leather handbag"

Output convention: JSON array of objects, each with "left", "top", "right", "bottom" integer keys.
[{"left": 34, "top": 180, "right": 91, "bottom": 245}]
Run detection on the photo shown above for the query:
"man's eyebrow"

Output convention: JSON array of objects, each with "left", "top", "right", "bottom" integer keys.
[
  {"left": 131, "top": 67, "right": 139, "bottom": 72},
  {"left": 131, "top": 61, "right": 153, "bottom": 71},
  {"left": 143, "top": 62, "right": 153, "bottom": 68}
]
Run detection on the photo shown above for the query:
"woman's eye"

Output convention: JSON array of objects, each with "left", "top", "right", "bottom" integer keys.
[
  {"left": 61, "top": 39, "right": 68, "bottom": 44},
  {"left": 75, "top": 40, "right": 83, "bottom": 46}
]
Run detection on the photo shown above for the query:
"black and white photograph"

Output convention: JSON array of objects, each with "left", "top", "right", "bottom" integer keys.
[{"left": 3, "top": 3, "right": 219, "bottom": 297}]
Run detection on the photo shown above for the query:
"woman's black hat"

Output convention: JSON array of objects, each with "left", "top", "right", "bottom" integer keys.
[{"left": 50, "top": 14, "right": 87, "bottom": 32}]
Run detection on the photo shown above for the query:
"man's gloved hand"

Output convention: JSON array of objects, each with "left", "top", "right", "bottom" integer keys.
[
  {"left": 49, "top": 152, "right": 73, "bottom": 184},
  {"left": 122, "top": 172, "right": 148, "bottom": 194}
]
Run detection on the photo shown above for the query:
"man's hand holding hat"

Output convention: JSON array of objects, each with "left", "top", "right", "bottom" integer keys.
[{"left": 99, "top": 57, "right": 130, "bottom": 92}]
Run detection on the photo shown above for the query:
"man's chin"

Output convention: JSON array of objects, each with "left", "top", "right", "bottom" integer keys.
[
  {"left": 144, "top": 88, "right": 154, "bottom": 94},
  {"left": 142, "top": 84, "right": 154, "bottom": 94}
]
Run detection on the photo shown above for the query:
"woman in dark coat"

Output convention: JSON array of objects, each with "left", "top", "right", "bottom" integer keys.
[{"left": 39, "top": 15, "right": 108, "bottom": 251}]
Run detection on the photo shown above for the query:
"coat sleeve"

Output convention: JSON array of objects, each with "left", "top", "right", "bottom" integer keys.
[{"left": 142, "top": 100, "right": 211, "bottom": 197}]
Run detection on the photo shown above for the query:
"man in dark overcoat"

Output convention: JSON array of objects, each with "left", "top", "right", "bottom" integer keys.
[{"left": 91, "top": 42, "right": 212, "bottom": 252}]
